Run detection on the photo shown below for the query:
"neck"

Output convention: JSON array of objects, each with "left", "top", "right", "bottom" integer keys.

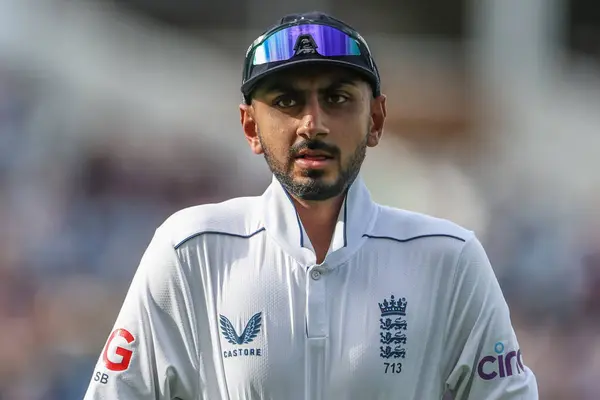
[{"left": 292, "top": 194, "right": 345, "bottom": 264}]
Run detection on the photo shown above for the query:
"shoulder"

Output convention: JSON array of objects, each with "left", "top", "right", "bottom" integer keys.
[
  {"left": 367, "top": 205, "right": 475, "bottom": 251},
  {"left": 368, "top": 205, "right": 492, "bottom": 288},
  {"left": 155, "top": 195, "right": 264, "bottom": 249}
]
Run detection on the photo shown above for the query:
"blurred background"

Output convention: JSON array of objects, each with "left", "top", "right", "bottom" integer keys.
[{"left": 0, "top": 0, "right": 598, "bottom": 398}]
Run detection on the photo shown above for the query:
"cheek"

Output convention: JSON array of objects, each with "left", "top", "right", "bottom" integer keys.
[
  {"left": 335, "top": 120, "right": 368, "bottom": 152},
  {"left": 259, "top": 116, "right": 296, "bottom": 149},
  {"left": 258, "top": 127, "right": 292, "bottom": 159}
]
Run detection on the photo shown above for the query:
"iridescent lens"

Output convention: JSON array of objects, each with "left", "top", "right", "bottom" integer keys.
[{"left": 252, "top": 24, "right": 361, "bottom": 65}]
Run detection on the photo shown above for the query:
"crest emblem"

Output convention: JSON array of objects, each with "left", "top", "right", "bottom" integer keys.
[
  {"left": 220, "top": 312, "right": 262, "bottom": 345},
  {"left": 379, "top": 295, "right": 408, "bottom": 370}
]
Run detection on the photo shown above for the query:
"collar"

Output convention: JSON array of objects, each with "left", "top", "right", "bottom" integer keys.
[{"left": 261, "top": 174, "right": 378, "bottom": 267}]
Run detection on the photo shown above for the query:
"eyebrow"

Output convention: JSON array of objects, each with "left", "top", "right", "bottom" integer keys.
[{"left": 260, "top": 77, "right": 360, "bottom": 95}]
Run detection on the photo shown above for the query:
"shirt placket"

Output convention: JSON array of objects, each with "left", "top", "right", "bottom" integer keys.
[{"left": 305, "top": 263, "right": 329, "bottom": 400}]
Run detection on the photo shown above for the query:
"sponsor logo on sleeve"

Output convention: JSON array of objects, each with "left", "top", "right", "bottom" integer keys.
[
  {"left": 477, "top": 341, "right": 525, "bottom": 380},
  {"left": 102, "top": 328, "right": 135, "bottom": 372}
]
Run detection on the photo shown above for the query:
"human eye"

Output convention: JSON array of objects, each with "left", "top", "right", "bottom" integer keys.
[
  {"left": 273, "top": 95, "right": 298, "bottom": 108},
  {"left": 326, "top": 92, "right": 350, "bottom": 104}
]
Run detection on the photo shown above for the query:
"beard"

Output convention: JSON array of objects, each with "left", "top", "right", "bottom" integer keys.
[{"left": 259, "top": 133, "right": 368, "bottom": 201}]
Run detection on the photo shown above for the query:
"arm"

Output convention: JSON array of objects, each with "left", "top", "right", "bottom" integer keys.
[
  {"left": 443, "top": 236, "right": 538, "bottom": 399},
  {"left": 84, "top": 226, "right": 200, "bottom": 400}
]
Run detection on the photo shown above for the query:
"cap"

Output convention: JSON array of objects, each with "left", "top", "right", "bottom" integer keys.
[{"left": 241, "top": 11, "right": 381, "bottom": 104}]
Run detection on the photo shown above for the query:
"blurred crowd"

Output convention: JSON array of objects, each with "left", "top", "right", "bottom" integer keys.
[
  {"left": 1, "top": 1, "right": 599, "bottom": 399},
  {"left": 0, "top": 66, "right": 240, "bottom": 399}
]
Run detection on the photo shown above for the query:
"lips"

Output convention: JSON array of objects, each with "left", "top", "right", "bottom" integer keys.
[
  {"left": 293, "top": 150, "right": 334, "bottom": 169},
  {"left": 295, "top": 150, "right": 333, "bottom": 160}
]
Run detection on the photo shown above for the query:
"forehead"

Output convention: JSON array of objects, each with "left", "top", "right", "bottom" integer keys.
[{"left": 255, "top": 64, "right": 369, "bottom": 93}]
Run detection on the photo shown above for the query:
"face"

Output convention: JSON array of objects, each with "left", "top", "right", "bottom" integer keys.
[{"left": 240, "top": 65, "right": 387, "bottom": 201}]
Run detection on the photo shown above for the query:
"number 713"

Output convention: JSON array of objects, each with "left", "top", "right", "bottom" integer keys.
[{"left": 384, "top": 362, "right": 402, "bottom": 374}]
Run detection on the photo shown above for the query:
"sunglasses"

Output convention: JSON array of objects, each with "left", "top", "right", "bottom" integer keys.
[{"left": 242, "top": 21, "right": 378, "bottom": 89}]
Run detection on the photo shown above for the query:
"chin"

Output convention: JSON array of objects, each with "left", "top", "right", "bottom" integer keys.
[
  {"left": 296, "top": 167, "right": 333, "bottom": 179},
  {"left": 296, "top": 173, "right": 337, "bottom": 187}
]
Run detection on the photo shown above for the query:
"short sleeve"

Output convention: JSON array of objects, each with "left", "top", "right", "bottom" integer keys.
[
  {"left": 83, "top": 226, "right": 200, "bottom": 400},
  {"left": 443, "top": 236, "right": 539, "bottom": 399}
]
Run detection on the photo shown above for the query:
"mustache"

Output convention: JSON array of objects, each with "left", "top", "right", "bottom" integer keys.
[{"left": 289, "top": 140, "right": 340, "bottom": 158}]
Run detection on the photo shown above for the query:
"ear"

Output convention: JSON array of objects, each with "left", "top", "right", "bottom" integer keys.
[
  {"left": 367, "top": 94, "right": 387, "bottom": 148},
  {"left": 240, "top": 103, "right": 263, "bottom": 155}
]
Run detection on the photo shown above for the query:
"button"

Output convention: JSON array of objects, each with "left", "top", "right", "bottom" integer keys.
[{"left": 310, "top": 270, "right": 321, "bottom": 280}]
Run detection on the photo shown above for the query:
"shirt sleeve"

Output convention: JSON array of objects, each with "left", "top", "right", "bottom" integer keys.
[
  {"left": 84, "top": 226, "right": 200, "bottom": 400},
  {"left": 443, "top": 236, "right": 539, "bottom": 399}
]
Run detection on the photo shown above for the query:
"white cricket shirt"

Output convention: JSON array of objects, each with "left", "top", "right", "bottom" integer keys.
[{"left": 84, "top": 175, "right": 538, "bottom": 400}]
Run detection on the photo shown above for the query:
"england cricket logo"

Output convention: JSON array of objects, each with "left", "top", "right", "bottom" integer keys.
[{"left": 379, "top": 295, "right": 408, "bottom": 373}]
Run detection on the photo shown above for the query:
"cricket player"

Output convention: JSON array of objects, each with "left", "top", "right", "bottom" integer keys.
[{"left": 84, "top": 11, "right": 538, "bottom": 400}]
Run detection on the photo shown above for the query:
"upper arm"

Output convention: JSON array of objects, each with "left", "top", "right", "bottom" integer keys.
[
  {"left": 84, "top": 227, "right": 200, "bottom": 400},
  {"left": 443, "top": 236, "right": 539, "bottom": 399}
]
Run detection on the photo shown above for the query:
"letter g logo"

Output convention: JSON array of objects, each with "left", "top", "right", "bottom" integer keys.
[{"left": 102, "top": 328, "right": 135, "bottom": 371}]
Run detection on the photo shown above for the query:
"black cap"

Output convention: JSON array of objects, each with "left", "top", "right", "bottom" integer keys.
[{"left": 241, "top": 11, "right": 381, "bottom": 104}]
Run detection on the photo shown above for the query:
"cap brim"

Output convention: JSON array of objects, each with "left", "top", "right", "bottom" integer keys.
[{"left": 241, "top": 58, "right": 378, "bottom": 101}]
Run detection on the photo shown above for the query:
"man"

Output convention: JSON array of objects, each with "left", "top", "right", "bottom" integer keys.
[{"left": 84, "top": 12, "right": 538, "bottom": 400}]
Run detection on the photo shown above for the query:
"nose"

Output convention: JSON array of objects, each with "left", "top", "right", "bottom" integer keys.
[{"left": 297, "top": 94, "right": 329, "bottom": 139}]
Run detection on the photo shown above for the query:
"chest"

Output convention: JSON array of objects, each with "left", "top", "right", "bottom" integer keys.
[{"left": 199, "top": 241, "right": 452, "bottom": 400}]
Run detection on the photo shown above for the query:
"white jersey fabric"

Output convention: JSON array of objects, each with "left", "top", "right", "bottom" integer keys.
[{"left": 84, "top": 175, "right": 538, "bottom": 400}]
